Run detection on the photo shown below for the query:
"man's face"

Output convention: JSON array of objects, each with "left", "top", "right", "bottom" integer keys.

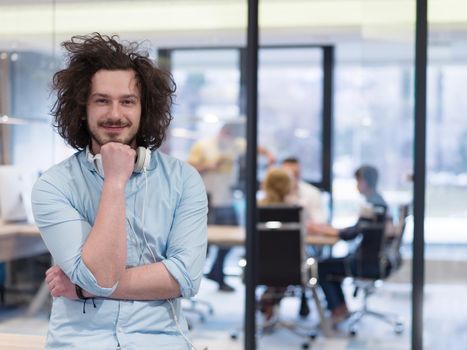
[
  {"left": 86, "top": 69, "right": 141, "bottom": 154},
  {"left": 356, "top": 176, "right": 368, "bottom": 195},
  {"left": 282, "top": 162, "right": 300, "bottom": 181}
]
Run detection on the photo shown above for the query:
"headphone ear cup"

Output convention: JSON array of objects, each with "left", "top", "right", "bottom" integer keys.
[{"left": 134, "top": 147, "right": 148, "bottom": 173}]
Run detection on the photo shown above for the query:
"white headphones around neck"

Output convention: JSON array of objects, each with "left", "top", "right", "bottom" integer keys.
[{"left": 86, "top": 146, "right": 150, "bottom": 177}]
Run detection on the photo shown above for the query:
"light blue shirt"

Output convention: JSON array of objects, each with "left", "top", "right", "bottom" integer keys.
[{"left": 32, "top": 149, "right": 208, "bottom": 350}]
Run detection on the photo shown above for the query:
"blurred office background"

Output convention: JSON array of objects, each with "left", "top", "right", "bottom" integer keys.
[{"left": 0, "top": 0, "right": 466, "bottom": 349}]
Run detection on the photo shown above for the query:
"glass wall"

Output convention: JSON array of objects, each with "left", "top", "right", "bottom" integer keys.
[
  {"left": 331, "top": 2, "right": 415, "bottom": 347},
  {"left": 425, "top": 1, "right": 467, "bottom": 349},
  {"left": 3, "top": 0, "right": 466, "bottom": 348},
  {"left": 259, "top": 0, "right": 415, "bottom": 348},
  {"left": 0, "top": 1, "right": 248, "bottom": 349}
]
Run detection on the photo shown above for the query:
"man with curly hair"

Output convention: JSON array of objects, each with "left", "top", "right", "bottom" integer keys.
[{"left": 31, "top": 33, "right": 208, "bottom": 350}]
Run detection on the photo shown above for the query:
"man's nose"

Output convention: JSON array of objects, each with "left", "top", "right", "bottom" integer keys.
[{"left": 108, "top": 101, "right": 121, "bottom": 118}]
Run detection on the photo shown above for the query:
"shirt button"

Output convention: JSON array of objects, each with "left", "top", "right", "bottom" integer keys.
[{"left": 118, "top": 327, "right": 123, "bottom": 333}]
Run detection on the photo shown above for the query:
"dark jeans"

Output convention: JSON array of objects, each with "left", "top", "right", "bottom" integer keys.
[
  {"left": 206, "top": 206, "right": 238, "bottom": 285},
  {"left": 318, "top": 256, "right": 380, "bottom": 311}
]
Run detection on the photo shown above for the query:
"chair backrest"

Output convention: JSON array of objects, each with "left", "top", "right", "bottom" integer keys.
[
  {"left": 353, "top": 204, "right": 410, "bottom": 279},
  {"left": 257, "top": 204, "right": 302, "bottom": 224},
  {"left": 384, "top": 204, "right": 410, "bottom": 272},
  {"left": 353, "top": 221, "right": 387, "bottom": 278},
  {"left": 255, "top": 205, "right": 305, "bottom": 287},
  {"left": 354, "top": 204, "right": 388, "bottom": 263},
  {"left": 256, "top": 223, "right": 303, "bottom": 286}
]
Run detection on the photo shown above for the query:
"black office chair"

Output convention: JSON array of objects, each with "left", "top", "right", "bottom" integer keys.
[
  {"left": 256, "top": 206, "right": 318, "bottom": 348},
  {"left": 258, "top": 205, "right": 313, "bottom": 319},
  {"left": 231, "top": 205, "right": 319, "bottom": 349},
  {"left": 345, "top": 204, "right": 410, "bottom": 336}
]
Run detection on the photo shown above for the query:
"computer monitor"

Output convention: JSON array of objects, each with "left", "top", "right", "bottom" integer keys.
[{"left": 0, "top": 165, "right": 30, "bottom": 223}]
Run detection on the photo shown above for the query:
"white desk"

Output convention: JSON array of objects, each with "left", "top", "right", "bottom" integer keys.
[{"left": 0, "top": 224, "right": 48, "bottom": 316}]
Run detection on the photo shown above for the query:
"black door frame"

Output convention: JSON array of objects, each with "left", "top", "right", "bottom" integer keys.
[{"left": 159, "top": 45, "right": 334, "bottom": 195}]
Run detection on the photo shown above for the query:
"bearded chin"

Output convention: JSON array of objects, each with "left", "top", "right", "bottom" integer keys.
[{"left": 90, "top": 132, "right": 137, "bottom": 147}]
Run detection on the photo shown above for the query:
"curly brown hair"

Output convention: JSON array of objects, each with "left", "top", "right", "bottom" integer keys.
[{"left": 51, "top": 32, "right": 175, "bottom": 150}]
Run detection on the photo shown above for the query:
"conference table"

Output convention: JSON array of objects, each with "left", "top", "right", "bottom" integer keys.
[
  {"left": 208, "top": 224, "right": 338, "bottom": 247},
  {"left": 0, "top": 223, "right": 338, "bottom": 261}
]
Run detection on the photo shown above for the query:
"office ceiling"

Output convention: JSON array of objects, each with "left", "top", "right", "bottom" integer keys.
[{"left": 0, "top": 0, "right": 465, "bottom": 62}]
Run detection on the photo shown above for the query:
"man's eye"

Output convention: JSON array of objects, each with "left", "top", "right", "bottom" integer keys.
[
  {"left": 122, "top": 99, "right": 136, "bottom": 105},
  {"left": 95, "top": 99, "right": 108, "bottom": 104}
]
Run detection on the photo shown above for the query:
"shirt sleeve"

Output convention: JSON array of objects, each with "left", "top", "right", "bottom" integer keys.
[
  {"left": 338, "top": 216, "right": 371, "bottom": 241},
  {"left": 307, "top": 192, "right": 327, "bottom": 224},
  {"left": 31, "top": 176, "right": 117, "bottom": 297},
  {"left": 161, "top": 166, "right": 208, "bottom": 299},
  {"left": 301, "top": 184, "right": 327, "bottom": 224}
]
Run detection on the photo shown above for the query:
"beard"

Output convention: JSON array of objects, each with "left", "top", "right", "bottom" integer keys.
[{"left": 88, "top": 119, "right": 138, "bottom": 147}]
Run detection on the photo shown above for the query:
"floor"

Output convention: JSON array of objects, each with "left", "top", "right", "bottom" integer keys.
[{"left": 0, "top": 256, "right": 466, "bottom": 350}]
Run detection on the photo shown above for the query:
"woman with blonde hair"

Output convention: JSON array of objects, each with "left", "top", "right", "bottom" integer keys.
[{"left": 260, "top": 167, "right": 293, "bottom": 205}]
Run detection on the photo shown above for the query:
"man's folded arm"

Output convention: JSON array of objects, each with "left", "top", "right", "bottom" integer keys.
[{"left": 32, "top": 178, "right": 119, "bottom": 297}]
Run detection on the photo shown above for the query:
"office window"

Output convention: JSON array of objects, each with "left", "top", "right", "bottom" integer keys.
[
  {"left": 168, "top": 49, "right": 242, "bottom": 161},
  {"left": 425, "top": 63, "right": 467, "bottom": 243},
  {"left": 258, "top": 48, "right": 323, "bottom": 182},
  {"left": 9, "top": 51, "right": 57, "bottom": 174},
  {"left": 333, "top": 62, "right": 414, "bottom": 224}
]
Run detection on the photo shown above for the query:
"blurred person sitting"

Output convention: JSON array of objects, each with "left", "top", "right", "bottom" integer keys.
[
  {"left": 282, "top": 157, "right": 327, "bottom": 225},
  {"left": 308, "top": 165, "right": 388, "bottom": 324}
]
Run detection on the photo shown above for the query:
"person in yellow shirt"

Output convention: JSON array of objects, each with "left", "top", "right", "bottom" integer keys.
[{"left": 187, "top": 123, "right": 245, "bottom": 292}]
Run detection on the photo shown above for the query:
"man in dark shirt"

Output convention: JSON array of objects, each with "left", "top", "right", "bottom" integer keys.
[{"left": 308, "top": 165, "right": 387, "bottom": 324}]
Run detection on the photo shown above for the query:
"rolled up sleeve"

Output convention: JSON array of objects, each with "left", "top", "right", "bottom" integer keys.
[
  {"left": 162, "top": 166, "right": 208, "bottom": 299},
  {"left": 31, "top": 177, "right": 117, "bottom": 297}
]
